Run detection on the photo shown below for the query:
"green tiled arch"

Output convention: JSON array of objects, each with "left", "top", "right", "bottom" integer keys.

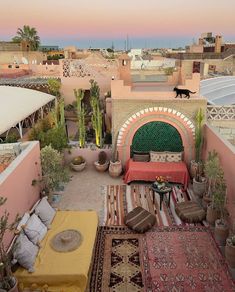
[{"left": 131, "top": 121, "right": 184, "bottom": 154}]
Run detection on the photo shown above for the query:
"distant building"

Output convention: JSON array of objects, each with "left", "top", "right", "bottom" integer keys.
[
  {"left": 0, "top": 41, "right": 30, "bottom": 51},
  {"left": 39, "top": 45, "right": 59, "bottom": 52},
  {"left": 186, "top": 32, "right": 235, "bottom": 54}
]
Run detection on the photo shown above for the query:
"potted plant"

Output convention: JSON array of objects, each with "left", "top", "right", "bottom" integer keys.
[
  {"left": 206, "top": 154, "right": 225, "bottom": 225},
  {"left": 0, "top": 197, "right": 19, "bottom": 292},
  {"left": 70, "top": 156, "right": 86, "bottom": 172},
  {"left": 213, "top": 175, "right": 228, "bottom": 245},
  {"left": 190, "top": 108, "right": 204, "bottom": 179},
  {"left": 191, "top": 109, "right": 207, "bottom": 197},
  {"left": 94, "top": 151, "right": 109, "bottom": 172},
  {"left": 109, "top": 131, "right": 122, "bottom": 177},
  {"left": 40, "top": 145, "right": 70, "bottom": 199},
  {"left": 225, "top": 235, "right": 235, "bottom": 268}
]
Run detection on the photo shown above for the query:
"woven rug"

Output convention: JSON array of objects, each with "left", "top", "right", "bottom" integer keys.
[
  {"left": 90, "top": 226, "right": 145, "bottom": 292},
  {"left": 89, "top": 226, "right": 235, "bottom": 292},
  {"left": 102, "top": 184, "right": 196, "bottom": 226}
]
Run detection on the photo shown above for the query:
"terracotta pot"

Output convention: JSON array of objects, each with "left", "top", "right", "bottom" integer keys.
[
  {"left": 206, "top": 204, "right": 220, "bottom": 225},
  {"left": 202, "top": 195, "right": 212, "bottom": 210},
  {"left": 9, "top": 278, "right": 18, "bottom": 292},
  {"left": 193, "top": 177, "right": 207, "bottom": 198},
  {"left": 70, "top": 161, "right": 86, "bottom": 171},
  {"left": 94, "top": 161, "right": 109, "bottom": 172},
  {"left": 214, "top": 219, "right": 229, "bottom": 246},
  {"left": 225, "top": 239, "right": 235, "bottom": 268},
  {"left": 109, "top": 160, "right": 122, "bottom": 177}
]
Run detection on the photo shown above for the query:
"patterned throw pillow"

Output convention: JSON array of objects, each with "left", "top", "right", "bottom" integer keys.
[
  {"left": 150, "top": 151, "right": 167, "bottom": 162},
  {"left": 133, "top": 153, "right": 150, "bottom": 162},
  {"left": 165, "top": 152, "right": 183, "bottom": 162}
]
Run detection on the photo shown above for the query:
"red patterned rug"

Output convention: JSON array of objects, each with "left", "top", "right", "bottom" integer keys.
[
  {"left": 90, "top": 226, "right": 235, "bottom": 291},
  {"left": 144, "top": 226, "right": 234, "bottom": 291},
  {"left": 102, "top": 184, "right": 197, "bottom": 226}
]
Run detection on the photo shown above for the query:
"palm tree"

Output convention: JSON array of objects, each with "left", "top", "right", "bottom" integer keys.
[{"left": 12, "top": 25, "right": 40, "bottom": 51}]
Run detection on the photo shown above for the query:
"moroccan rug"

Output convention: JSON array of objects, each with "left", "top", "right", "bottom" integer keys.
[
  {"left": 90, "top": 226, "right": 145, "bottom": 292},
  {"left": 89, "top": 226, "right": 235, "bottom": 292},
  {"left": 102, "top": 184, "right": 196, "bottom": 226}
]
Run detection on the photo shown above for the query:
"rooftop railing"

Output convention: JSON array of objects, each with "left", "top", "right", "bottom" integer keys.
[{"left": 207, "top": 105, "right": 235, "bottom": 120}]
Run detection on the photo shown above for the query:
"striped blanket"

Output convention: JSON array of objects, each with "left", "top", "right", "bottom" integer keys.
[{"left": 102, "top": 184, "right": 197, "bottom": 226}]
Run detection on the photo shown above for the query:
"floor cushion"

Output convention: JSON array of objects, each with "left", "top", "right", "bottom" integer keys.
[
  {"left": 124, "top": 206, "right": 156, "bottom": 233},
  {"left": 175, "top": 201, "right": 206, "bottom": 223}
]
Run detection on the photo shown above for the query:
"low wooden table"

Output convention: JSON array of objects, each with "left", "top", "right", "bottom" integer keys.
[{"left": 151, "top": 182, "right": 172, "bottom": 211}]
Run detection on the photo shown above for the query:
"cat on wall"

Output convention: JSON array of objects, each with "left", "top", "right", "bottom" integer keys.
[{"left": 173, "top": 87, "right": 196, "bottom": 99}]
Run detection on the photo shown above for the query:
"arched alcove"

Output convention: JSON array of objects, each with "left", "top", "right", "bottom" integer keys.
[{"left": 131, "top": 121, "right": 183, "bottom": 155}]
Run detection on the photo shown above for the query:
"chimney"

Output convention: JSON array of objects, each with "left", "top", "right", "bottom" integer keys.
[
  {"left": 215, "top": 35, "right": 222, "bottom": 53},
  {"left": 118, "top": 53, "right": 132, "bottom": 86}
]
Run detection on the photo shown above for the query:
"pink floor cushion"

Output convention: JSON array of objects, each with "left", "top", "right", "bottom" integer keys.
[
  {"left": 124, "top": 206, "right": 156, "bottom": 233},
  {"left": 175, "top": 201, "right": 206, "bottom": 223}
]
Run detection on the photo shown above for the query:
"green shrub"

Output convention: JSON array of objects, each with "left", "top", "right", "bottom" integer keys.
[
  {"left": 41, "top": 125, "right": 67, "bottom": 152},
  {"left": 41, "top": 145, "right": 69, "bottom": 193},
  {"left": 3, "top": 133, "right": 19, "bottom": 143}
]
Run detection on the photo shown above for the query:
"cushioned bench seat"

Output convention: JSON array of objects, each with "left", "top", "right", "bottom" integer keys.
[
  {"left": 14, "top": 210, "right": 98, "bottom": 292},
  {"left": 124, "top": 159, "right": 189, "bottom": 190}
]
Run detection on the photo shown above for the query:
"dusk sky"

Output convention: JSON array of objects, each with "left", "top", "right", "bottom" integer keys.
[{"left": 1, "top": 0, "right": 235, "bottom": 49}]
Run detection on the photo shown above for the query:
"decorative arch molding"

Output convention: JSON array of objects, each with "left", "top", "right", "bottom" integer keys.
[{"left": 116, "top": 107, "right": 195, "bottom": 164}]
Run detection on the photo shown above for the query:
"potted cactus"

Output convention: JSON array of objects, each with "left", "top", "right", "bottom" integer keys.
[
  {"left": 206, "top": 152, "right": 226, "bottom": 225},
  {"left": 94, "top": 151, "right": 109, "bottom": 172},
  {"left": 191, "top": 109, "right": 207, "bottom": 197},
  {"left": 190, "top": 108, "right": 204, "bottom": 179},
  {"left": 225, "top": 235, "right": 235, "bottom": 268},
  {"left": 70, "top": 156, "right": 86, "bottom": 171},
  {"left": 109, "top": 131, "right": 122, "bottom": 177}
]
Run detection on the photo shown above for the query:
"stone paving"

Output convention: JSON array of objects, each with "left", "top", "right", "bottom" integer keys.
[{"left": 53, "top": 164, "right": 123, "bottom": 221}]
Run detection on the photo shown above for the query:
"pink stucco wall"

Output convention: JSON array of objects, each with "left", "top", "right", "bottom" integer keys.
[
  {"left": 61, "top": 76, "right": 114, "bottom": 104},
  {"left": 30, "top": 64, "right": 60, "bottom": 76},
  {"left": 203, "top": 124, "right": 235, "bottom": 224},
  {"left": 111, "top": 73, "right": 201, "bottom": 100},
  {"left": 63, "top": 147, "right": 112, "bottom": 165},
  {"left": 0, "top": 142, "right": 41, "bottom": 248}
]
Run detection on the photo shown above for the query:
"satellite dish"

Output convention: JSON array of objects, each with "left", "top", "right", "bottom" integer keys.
[{"left": 22, "top": 57, "right": 29, "bottom": 64}]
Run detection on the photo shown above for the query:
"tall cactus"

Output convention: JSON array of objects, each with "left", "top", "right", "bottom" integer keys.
[
  {"left": 90, "top": 80, "right": 103, "bottom": 147},
  {"left": 59, "top": 100, "right": 65, "bottom": 127},
  {"left": 51, "top": 99, "right": 65, "bottom": 128},
  {"left": 74, "top": 89, "right": 86, "bottom": 148}
]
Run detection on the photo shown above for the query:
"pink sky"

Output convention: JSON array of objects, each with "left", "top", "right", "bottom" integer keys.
[{"left": 1, "top": 0, "right": 235, "bottom": 40}]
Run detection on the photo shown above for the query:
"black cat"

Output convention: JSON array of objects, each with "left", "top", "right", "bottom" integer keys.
[{"left": 173, "top": 87, "right": 196, "bottom": 99}]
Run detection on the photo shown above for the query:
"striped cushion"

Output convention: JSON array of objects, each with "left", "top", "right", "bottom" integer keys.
[
  {"left": 124, "top": 206, "right": 156, "bottom": 233},
  {"left": 175, "top": 201, "right": 206, "bottom": 223}
]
